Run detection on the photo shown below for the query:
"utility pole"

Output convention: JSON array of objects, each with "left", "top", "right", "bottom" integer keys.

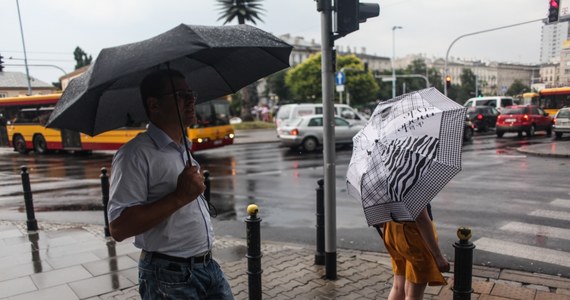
[
  {"left": 16, "top": 0, "right": 32, "bottom": 95},
  {"left": 316, "top": 0, "right": 379, "bottom": 280}
]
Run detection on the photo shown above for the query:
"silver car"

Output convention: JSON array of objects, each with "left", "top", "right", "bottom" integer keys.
[
  {"left": 553, "top": 107, "right": 570, "bottom": 139},
  {"left": 278, "top": 115, "right": 364, "bottom": 152}
]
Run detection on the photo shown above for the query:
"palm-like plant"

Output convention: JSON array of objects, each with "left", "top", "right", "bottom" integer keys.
[
  {"left": 217, "top": 0, "right": 264, "bottom": 25},
  {"left": 217, "top": 0, "right": 265, "bottom": 121}
]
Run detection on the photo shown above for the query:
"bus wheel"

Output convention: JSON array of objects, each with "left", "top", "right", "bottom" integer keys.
[
  {"left": 13, "top": 135, "right": 29, "bottom": 154},
  {"left": 33, "top": 135, "right": 48, "bottom": 154}
]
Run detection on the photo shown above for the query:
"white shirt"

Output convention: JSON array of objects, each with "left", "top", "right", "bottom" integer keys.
[{"left": 108, "top": 122, "right": 213, "bottom": 257}]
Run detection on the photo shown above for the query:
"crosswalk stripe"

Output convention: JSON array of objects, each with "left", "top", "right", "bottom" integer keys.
[
  {"left": 529, "top": 210, "right": 570, "bottom": 222},
  {"left": 500, "top": 222, "right": 570, "bottom": 240},
  {"left": 551, "top": 199, "right": 570, "bottom": 208},
  {"left": 474, "top": 237, "right": 570, "bottom": 268}
]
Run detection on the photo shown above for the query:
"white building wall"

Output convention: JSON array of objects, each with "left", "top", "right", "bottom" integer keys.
[{"left": 540, "top": 22, "right": 569, "bottom": 64}]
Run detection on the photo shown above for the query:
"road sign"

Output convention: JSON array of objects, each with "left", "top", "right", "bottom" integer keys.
[
  {"left": 336, "top": 71, "right": 345, "bottom": 85},
  {"left": 381, "top": 77, "right": 394, "bottom": 82},
  {"left": 336, "top": 84, "right": 345, "bottom": 92}
]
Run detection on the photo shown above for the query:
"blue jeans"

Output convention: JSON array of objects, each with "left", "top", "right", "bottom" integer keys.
[{"left": 138, "top": 252, "right": 234, "bottom": 299}]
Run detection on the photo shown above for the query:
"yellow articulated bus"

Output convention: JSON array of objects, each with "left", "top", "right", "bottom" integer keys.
[
  {"left": 0, "top": 94, "right": 234, "bottom": 154},
  {"left": 538, "top": 87, "right": 570, "bottom": 116}
]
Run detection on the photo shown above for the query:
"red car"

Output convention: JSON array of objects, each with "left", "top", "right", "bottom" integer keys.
[{"left": 496, "top": 105, "right": 553, "bottom": 138}]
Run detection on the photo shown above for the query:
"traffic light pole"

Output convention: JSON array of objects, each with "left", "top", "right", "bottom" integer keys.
[
  {"left": 318, "top": 0, "right": 337, "bottom": 280},
  {"left": 443, "top": 18, "right": 545, "bottom": 96},
  {"left": 16, "top": 0, "right": 32, "bottom": 95}
]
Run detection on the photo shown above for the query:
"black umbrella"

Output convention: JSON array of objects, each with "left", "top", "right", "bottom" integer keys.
[{"left": 46, "top": 24, "right": 292, "bottom": 136}]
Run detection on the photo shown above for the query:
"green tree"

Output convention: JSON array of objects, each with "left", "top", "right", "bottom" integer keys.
[
  {"left": 455, "top": 68, "right": 477, "bottom": 104},
  {"left": 216, "top": 0, "right": 264, "bottom": 24},
  {"left": 506, "top": 79, "right": 530, "bottom": 96},
  {"left": 265, "top": 69, "right": 290, "bottom": 101},
  {"left": 404, "top": 59, "right": 444, "bottom": 92},
  {"left": 285, "top": 53, "right": 379, "bottom": 107},
  {"left": 285, "top": 53, "right": 322, "bottom": 102},
  {"left": 216, "top": 0, "right": 265, "bottom": 121},
  {"left": 73, "top": 46, "right": 92, "bottom": 70}
]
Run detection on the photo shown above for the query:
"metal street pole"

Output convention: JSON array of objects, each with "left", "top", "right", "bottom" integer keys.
[
  {"left": 444, "top": 18, "right": 544, "bottom": 96},
  {"left": 318, "top": 0, "right": 337, "bottom": 280},
  {"left": 392, "top": 26, "right": 402, "bottom": 99},
  {"left": 15, "top": 0, "right": 32, "bottom": 95}
]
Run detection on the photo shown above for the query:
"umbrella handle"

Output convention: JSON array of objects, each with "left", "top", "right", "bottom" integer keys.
[{"left": 165, "top": 63, "right": 193, "bottom": 166}]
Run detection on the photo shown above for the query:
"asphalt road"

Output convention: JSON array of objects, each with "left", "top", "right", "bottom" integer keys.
[{"left": 0, "top": 131, "right": 569, "bottom": 277}]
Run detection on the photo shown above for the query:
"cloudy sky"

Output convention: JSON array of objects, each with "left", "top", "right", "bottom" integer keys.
[{"left": 1, "top": 0, "right": 549, "bottom": 85}]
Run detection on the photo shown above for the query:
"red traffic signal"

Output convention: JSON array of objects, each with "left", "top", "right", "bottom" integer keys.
[{"left": 549, "top": 0, "right": 560, "bottom": 23}]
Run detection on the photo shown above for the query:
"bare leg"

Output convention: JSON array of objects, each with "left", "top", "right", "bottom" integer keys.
[
  {"left": 404, "top": 280, "right": 427, "bottom": 300},
  {"left": 388, "top": 275, "right": 406, "bottom": 300}
]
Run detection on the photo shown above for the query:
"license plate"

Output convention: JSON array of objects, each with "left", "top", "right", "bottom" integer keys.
[
  {"left": 505, "top": 118, "right": 516, "bottom": 122},
  {"left": 214, "top": 140, "right": 222, "bottom": 145}
]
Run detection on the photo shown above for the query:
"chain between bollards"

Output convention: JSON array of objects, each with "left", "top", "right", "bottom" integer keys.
[
  {"left": 20, "top": 165, "right": 38, "bottom": 231},
  {"left": 315, "top": 179, "right": 325, "bottom": 265},
  {"left": 245, "top": 204, "right": 263, "bottom": 300},
  {"left": 100, "top": 167, "right": 111, "bottom": 237},
  {"left": 453, "top": 227, "right": 475, "bottom": 300}
]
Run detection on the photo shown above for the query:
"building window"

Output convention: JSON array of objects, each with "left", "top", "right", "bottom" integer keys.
[{"left": 0, "top": 93, "right": 7, "bottom": 98}]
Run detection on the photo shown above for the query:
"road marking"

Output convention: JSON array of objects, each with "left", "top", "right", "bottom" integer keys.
[
  {"left": 551, "top": 199, "right": 570, "bottom": 208},
  {"left": 530, "top": 210, "right": 570, "bottom": 222},
  {"left": 474, "top": 237, "right": 570, "bottom": 268},
  {"left": 500, "top": 222, "right": 570, "bottom": 240}
]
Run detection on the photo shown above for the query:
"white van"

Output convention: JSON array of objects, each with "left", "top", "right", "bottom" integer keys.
[
  {"left": 463, "top": 96, "right": 519, "bottom": 111},
  {"left": 275, "top": 103, "right": 368, "bottom": 128}
]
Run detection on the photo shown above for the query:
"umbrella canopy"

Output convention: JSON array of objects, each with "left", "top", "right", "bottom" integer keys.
[
  {"left": 346, "top": 88, "right": 466, "bottom": 226},
  {"left": 46, "top": 24, "right": 292, "bottom": 136}
]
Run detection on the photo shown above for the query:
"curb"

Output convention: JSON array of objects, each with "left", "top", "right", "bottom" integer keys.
[{"left": 516, "top": 146, "right": 570, "bottom": 158}]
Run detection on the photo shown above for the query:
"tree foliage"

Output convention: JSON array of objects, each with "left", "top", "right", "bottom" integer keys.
[
  {"left": 284, "top": 53, "right": 379, "bottom": 107},
  {"left": 216, "top": 0, "right": 264, "bottom": 25},
  {"left": 73, "top": 46, "right": 92, "bottom": 70},
  {"left": 506, "top": 79, "right": 530, "bottom": 96}
]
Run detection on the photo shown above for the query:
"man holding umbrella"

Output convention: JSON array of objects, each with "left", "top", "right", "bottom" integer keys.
[{"left": 108, "top": 69, "right": 234, "bottom": 299}]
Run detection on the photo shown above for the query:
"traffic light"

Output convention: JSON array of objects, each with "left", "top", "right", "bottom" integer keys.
[
  {"left": 0, "top": 54, "right": 4, "bottom": 72},
  {"left": 549, "top": 0, "right": 560, "bottom": 23},
  {"left": 334, "top": 0, "right": 380, "bottom": 36},
  {"left": 445, "top": 75, "right": 451, "bottom": 89}
]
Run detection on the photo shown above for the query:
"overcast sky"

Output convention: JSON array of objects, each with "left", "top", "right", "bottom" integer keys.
[{"left": 1, "top": 0, "right": 549, "bottom": 85}]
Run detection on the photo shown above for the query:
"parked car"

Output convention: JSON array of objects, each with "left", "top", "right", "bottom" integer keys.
[
  {"left": 463, "top": 96, "right": 519, "bottom": 112},
  {"left": 278, "top": 115, "right": 363, "bottom": 152},
  {"left": 496, "top": 105, "right": 553, "bottom": 138},
  {"left": 553, "top": 107, "right": 570, "bottom": 139},
  {"left": 466, "top": 106, "right": 499, "bottom": 132},
  {"left": 464, "top": 118, "right": 474, "bottom": 142}
]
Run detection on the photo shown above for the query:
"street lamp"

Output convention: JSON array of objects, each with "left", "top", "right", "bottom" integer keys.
[{"left": 392, "top": 26, "right": 402, "bottom": 99}]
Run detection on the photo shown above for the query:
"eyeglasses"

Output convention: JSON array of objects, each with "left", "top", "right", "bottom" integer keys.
[{"left": 160, "top": 90, "right": 197, "bottom": 102}]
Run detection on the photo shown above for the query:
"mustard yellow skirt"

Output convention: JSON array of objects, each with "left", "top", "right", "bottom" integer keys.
[{"left": 383, "top": 221, "right": 447, "bottom": 286}]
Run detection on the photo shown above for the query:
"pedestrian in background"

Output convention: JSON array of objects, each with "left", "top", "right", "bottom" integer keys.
[{"left": 108, "top": 69, "right": 233, "bottom": 299}]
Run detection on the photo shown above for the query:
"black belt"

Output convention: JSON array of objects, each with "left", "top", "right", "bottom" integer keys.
[{"left": 144, "top": 250, "right": 212, "bottom": 264}]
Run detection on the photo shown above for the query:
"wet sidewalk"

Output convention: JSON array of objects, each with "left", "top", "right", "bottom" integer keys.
[
  {"left": 1, "top": 221, "right": 569, "bottom": 300},
  {"left": 517, "top": 140, "right": 570, "bottom": 158}
]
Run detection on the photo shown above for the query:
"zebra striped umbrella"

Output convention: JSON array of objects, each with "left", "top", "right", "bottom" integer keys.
[{"left": 346, "top": 88, "right": 466, "bottom": 226}]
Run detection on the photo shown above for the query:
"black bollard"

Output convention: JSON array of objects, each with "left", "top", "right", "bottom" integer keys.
[
  {"left": 100, "top": 167, "right": 110, "bottom": 237},
  {"left": 245, "top": 204, "right": 262, "bottom": 300},
  {"left": 315, "top": 179, "right": 325, "bottom": 265},
  {"left": 20, "top": 166, "right": 38, "bottom": 231},
  {"left": 204, "top": 170, "right": 210, "bottom": 203},
  {"left": 453, "top": 227, "right": 475, "bottom": 300}
]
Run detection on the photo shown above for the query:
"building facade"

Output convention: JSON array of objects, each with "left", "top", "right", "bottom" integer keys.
[
  {"left": 0, "top": 72, "right": 57, "bottom": 97},
  {"left": 540, "top": 21, "right": 569, "bottom": 64}
]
